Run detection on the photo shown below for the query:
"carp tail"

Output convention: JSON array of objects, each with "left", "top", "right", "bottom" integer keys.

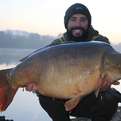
[{"left": 0, "top": 68, "right": 18, "bottom": 112}]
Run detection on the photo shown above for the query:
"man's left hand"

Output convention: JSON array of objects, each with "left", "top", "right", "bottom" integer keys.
[{"left": 99, "top": 78, "right": 120, "bottom": 91}]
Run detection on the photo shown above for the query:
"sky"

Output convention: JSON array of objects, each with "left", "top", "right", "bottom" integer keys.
[{"left": 0, "top": 0, "right": 121, "bottom": 44}]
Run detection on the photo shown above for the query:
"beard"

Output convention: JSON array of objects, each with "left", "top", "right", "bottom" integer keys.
[{"left": 66, "top": 27, "right": 89, "bottom": 42}]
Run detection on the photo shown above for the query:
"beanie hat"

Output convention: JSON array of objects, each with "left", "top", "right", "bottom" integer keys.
[{"left": 64, "top": 3, "right": 91, "bottom": 29}]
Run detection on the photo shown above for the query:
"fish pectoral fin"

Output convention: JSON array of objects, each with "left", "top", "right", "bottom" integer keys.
[{"left": 64, "top": 96, "right": 81, "bottom": 111}]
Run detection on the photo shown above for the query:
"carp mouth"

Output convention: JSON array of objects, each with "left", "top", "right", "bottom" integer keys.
[{"left": 0, "top": 85, "right": 17, "bottom": 112}]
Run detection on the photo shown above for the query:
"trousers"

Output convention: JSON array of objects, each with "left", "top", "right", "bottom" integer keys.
[{"left": 37, "top": 88, "right": 121, "bottom": 121}]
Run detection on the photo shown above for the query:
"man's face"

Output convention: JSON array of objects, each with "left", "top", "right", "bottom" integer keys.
[{"left": 67, "top": 13, "right": 89, "bottom": 38}]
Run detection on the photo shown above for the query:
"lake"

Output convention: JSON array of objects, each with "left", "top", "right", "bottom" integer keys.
[{"left": 0, "top": 48, "right": 34, "bottom": 64}]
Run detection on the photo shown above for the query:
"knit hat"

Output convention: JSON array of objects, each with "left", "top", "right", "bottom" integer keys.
[{"left": 64, "top": 3, "right": 91, "bottom": 29}]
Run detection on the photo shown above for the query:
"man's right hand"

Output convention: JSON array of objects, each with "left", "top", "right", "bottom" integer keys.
[{"left": 25, "top": 82, "right": 38, "bottom": 92}]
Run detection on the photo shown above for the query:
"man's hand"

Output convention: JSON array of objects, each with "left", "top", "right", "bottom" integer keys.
[
  {"left": 112, "top": 81, "right": 120, "bottom": 85},
  {"left": 99, "top": 79, "right": 111, "bottom": 91},
  {"left": 25, "top": 82, "right": 38, "bottom": 92},
  {"left": 99, "top": 77, "right": 120, "bottom": 91}
]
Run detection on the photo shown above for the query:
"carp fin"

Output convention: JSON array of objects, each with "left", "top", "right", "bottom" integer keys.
[
  {"left": 0, "top": 68, "right": 18, "bottom": 111},
  {"left": 64, "top": 96, "right": 81, "bottom": 111}
]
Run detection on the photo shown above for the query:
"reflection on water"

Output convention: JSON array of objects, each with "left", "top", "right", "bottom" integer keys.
[
  {"left": 0, "top": 48, "right": 34, "bottom": 64},
  {"left": 0, "top": 88, "right": 52, "bottom": 121}
]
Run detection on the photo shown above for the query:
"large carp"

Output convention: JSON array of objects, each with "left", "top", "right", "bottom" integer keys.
[{"left": 0, "top": 41, "right": 121, "bottom": 111}]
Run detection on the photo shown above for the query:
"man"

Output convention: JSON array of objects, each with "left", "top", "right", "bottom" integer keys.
[{"left": 27, "top": 3, "right": 121, "bottom": 121}]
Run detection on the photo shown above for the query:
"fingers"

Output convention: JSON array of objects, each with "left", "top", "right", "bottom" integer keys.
[
  {"left": 112, "top": 81, "right": 120, "bottom": 85},
  {"left": 99, "top": 79, "right": 111, "bottom": 91},
  {"left": 25, "top": 83, "right": 33, "bottom": 91},
  {"left": 25, "top": 83, "right": 38, "bottom": 92}
]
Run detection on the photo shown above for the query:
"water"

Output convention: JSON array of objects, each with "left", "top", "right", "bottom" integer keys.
[
  {"left": 0, "top": 48, "right": 34, "bottom": 64},
  {"left": 0, "top": 48, "right": 52, "bottom": 121},
  {"left": 1, "top": 88, "right": 52, "bottom": 121}
]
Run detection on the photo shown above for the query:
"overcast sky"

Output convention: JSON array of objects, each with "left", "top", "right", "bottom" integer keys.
[{"left": 0, "top": 0, "right": 121, "bottom": 43}]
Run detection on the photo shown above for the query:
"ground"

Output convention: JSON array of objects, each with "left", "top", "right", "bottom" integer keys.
[{"left": 71, "top": 107, "right": 121, "bottom": 121}]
